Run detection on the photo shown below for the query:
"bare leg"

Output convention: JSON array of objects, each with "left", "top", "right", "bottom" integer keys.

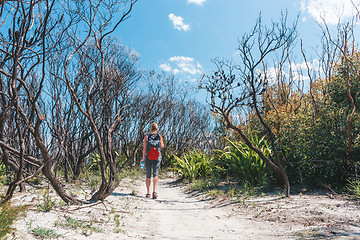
[
  {"left": 153, "top": 176, "right": 158, "bottom": 193},
  {"left": 146, "top": 178, "right": 151, "bottom": 195}
]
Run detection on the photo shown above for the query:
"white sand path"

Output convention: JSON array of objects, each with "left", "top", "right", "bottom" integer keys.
[
  {"left": 9, "top": 177, "right": 360, "bottom": 239},
  {"left": 117, "top": 178, "right": 291, "bottom": 240}
]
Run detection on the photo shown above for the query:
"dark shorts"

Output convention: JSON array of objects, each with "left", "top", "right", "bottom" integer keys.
[{"left": 145, "top": 158, "right": 161, "bottom": 178}]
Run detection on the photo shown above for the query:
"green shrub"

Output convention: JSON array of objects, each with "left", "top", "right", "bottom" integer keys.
[
  {"left": 0, "top": 162, "right": 5, "bottom": 172},
  {"left": 37, "top": 188, "right": 56, "bottom": 212},
  {"left": 0, "top": 163, "right": 10, "bottom": 185},
  {"left": 215, "top": 135, "right": 270, "bottom": 186},
  {"left": 347, "top": 179, "right": 360, "bottom": 200},
  {"left": 87, "top": 153, "right": 102, "bottom": 173},
  {"left": 0, "top": 202, "right": 27, "bottom": 239},
  {"left": 172, "top": 149, "right": 213, "bottom": 182},
  {"left": 28, "top": 177, "right": 42, "bottom": 185},
  {"left": 79, "top": 154, "right": 102, "bottom": 189}
]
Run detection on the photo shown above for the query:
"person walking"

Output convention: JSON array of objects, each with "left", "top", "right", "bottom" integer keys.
[{"left": 140, "top": 123, "right": 164, "bottom": 199}]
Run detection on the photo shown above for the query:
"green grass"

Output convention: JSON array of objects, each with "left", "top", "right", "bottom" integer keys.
[
  {"left": 189, "top": 178, "right": 261, "bottom": 201},
  {"left": 79, "top": 170, "right": 101, "bottom": 190},
  {"left": 117, "top": 167, "right": 143, "bottom": 182},
  {"left": 0, "top": 202, "right": 27, "bottom": 239},
  {"left": 189, "top": 178, "right": 219, "bottom": 192},
  {"left": 55, "top": 216, "right": 103, "bottom": 236},
  {"left": 78, "top": 162, "right": 143, "bottom": 192},
  {"left": 55, "top": 217, "right": 87, "bottom": 229},
  {"left": 113, "top": 214, "right": 126, "bottom": 233},
  {"left": 31, "top": 226, "right": 62, "bottom": 239}
]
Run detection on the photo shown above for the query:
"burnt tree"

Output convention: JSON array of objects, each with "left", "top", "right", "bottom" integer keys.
[{"left": 202, "top": 13, "right": 297, "bottom": 197}]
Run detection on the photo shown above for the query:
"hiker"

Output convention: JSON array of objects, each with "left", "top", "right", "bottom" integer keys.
[{"left": 140, "top": 123, "right": 164, "bottom": 199}]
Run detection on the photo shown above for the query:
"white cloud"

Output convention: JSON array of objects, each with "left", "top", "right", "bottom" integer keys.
[
  {"left": 289, "top": 60, "right": 321, "bottom": 82},
  {"left": 290, "top": 59, "right": 320, "bottom": 72},
  {"left": 187, "top": 0, "right": 206, "bottom": 6},
  {"left": 168, "top": 13, "right": 191, "bottom": 31},
  {"left": 302, "top": 0, "right": 360, "bottom": 24},
  {"left": 292, "top": 73, "right": 311, "bottom": 82},
  {"left": 257, "top": 60, "right": 321, "bottom": 84},
  {"left": 169, "top": 56, "right": 202, "bottom": 75},
  {"left": 160, "top": 63, "right": 171, "bottom": 72},
  {"left": 184, "top": 76, "right": 197, "bottom": 83},
  {"left": 160, "top": 56, "right": 202, "bottom": 75}
]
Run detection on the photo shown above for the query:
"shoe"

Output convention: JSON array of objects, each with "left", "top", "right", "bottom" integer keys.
[
  {"left": 145, "top": 193, "right": 150, "bottom": 198},
  {"left": 152, "top": 192, "right": 158, "bottom": 199}
]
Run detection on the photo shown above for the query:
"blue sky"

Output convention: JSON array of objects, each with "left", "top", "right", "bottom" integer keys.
[{"left": 115, "top": 0, "right": 360, "bottom": 90}]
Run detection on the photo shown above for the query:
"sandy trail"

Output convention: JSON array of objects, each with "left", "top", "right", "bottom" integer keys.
[
  {"left": 116, "top": 178, "right": 290, "bottom": 240},
  {"left": 8, "top": 176, "right": 360, "bottom": 239}
]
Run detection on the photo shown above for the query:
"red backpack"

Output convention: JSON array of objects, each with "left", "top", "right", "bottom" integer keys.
[
  {"left": 147, "top": 134, "right": 161, "bottom": 160},
  {"left": 148, "top": 146, "right": 160, "bottom": 160}
]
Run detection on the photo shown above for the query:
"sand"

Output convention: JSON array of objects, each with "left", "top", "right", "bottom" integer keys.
[{"left": 5, "top": 176, "right": 360, "bottom": 240}]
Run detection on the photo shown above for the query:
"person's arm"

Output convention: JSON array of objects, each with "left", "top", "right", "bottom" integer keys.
[
  {"left": 160, "top": 135, "right": 164, "bottom": 149},
  {"left": 141, "top": 135, "right": 147, "bottom": 164}
]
